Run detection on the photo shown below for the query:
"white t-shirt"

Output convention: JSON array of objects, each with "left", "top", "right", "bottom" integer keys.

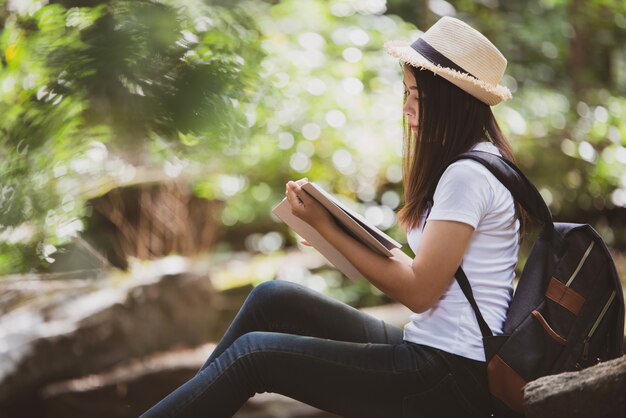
[{"left": 403, "top": 141, "right": 520, "bottom": 362}]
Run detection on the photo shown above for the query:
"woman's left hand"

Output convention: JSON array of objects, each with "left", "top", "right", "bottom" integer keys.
[{"left": 285, "top": 178, "right": 335, "bottom": 232}]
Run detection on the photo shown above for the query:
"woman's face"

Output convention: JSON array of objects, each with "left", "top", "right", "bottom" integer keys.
[{"left": 402, "top": 65, "right": 420, "bottom": 133}]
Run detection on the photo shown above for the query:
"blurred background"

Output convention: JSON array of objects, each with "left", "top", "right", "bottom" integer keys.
[{"left": 0, "top": 0, "right": 624, "bottom": 417}]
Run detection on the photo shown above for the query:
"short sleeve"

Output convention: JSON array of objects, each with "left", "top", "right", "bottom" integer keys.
[{"left": 427, "top": 161, "right": 494, "bottom": 229}]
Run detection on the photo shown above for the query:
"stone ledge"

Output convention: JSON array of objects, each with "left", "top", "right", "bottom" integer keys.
[
  {"left": 523, "top": 356, "right": 626, "bottom": 418},
  {"left": 32, "top": 302, "right": 410, "bottom": 418}
]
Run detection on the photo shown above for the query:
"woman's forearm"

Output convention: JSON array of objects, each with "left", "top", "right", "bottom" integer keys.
[{"left": 316, "top": 219, "right": 417, "bottom": 307}]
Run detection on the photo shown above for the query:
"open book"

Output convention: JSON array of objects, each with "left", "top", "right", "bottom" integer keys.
[{"left": 271, "top": 181, "right": 402, "bottom": 281}]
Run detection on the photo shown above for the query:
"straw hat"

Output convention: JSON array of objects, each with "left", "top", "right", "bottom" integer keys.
[{"left": 384, "top": 16, "right": 512, "bottom": 106}]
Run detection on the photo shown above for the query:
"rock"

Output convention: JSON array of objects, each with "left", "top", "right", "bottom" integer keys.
[
  {"left": 0, "top": 246, "right": 414, "bottom": 418},
  {"left": 523, "top": 356, "right": 626, "bottom": 418},
  {"left": 32, "top": 343, "right": 338, "bottom": 418},
  {"left": 38, "top": 343, "right": 217, "bottom": 418},
  {"left": 1, "top": 300, "right": 409, "bottom": 418},
  {"left": 0, "top": 262, "right": 233, "bottom": 410}
]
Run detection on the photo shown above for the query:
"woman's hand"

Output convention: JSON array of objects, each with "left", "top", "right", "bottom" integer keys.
[{"left": 285, "top": 178, "right": 336, "bottom": 233}]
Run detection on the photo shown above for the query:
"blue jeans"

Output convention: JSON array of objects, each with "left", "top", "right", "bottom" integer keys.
[{"left": 140, "top": 279, "right": 491, "bottom": 417}]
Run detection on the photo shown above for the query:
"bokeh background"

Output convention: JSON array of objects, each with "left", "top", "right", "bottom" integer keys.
[{"left": 0, "top": 0, "right": 624, "bottom": 417}]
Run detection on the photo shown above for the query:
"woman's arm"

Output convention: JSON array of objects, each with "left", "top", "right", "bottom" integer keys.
[
  {"left": 408, "top": 219, "right": 474, "bottom": 312},
  {"left": 316, "top": 218, "right": 473, "bottom": 313},
  {"left": 285, "top": 180, "right": 474, "bottom": 313}
]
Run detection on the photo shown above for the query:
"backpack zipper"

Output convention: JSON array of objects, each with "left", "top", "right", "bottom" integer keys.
[
  {"left": 566, "top": 241, "right": 595, "bottom": 287},
  {"left": 582, "top": 290, "right": 616, "bottom": 360}
]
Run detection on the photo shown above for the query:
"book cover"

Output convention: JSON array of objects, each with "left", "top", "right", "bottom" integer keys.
[{"left": 271, "top": 181, "right": 402, "bottom": 281}]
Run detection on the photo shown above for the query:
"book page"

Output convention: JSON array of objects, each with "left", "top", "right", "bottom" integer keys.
[
  {"left": 272, "top": 181, "right": 403, "bottom": 281},
  {"left": 301, "top": 182, "right": 401, "bottom": 256},
  {"left": 272, "top": 198, "right": 366, "bottom": 281}
]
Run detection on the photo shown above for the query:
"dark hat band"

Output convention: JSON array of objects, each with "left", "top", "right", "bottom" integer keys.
[{"left": 410, "top": 38, "right": 477, "bottom": 79}]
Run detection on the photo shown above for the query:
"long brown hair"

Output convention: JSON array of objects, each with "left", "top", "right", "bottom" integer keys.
[{"left": 396, "top": 63, "right": 528, "bottom": 243}]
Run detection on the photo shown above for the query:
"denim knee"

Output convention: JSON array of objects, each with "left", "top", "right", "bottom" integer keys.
[
  {"left": 248, "top": 279, "right": 297, "bottom": 305},
  {"left": 231, "top": 330, "right": 272, "bottom": 354},
  {"left": 221, "top": 331, "right": 287, "bottom": 371}
]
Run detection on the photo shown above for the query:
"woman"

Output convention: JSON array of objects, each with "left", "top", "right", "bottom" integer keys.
[{"left": 141, "top": 16, "right": 525, "bottom": 418}]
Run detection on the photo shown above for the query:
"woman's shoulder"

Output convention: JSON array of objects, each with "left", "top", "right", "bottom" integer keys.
[
  {"left": 439, "top": 159, "right": 493, "bottom": 192},
  {"left": 439, "top": 142, "right": 503, "bottom": 190},
  {"left": 443, "top": 158, "right": 491, "bottom": 178},
  {"left": 429, "top": 142, "right": 511, "bottom": 227}
]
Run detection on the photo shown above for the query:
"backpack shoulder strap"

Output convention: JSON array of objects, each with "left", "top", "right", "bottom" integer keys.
[
  {"left": 444, "top": 150, "right": 554, "bottom": 226},
  {"left": 427, "top": 150, "right": 554, "bottom": 342},
  {"left": 455, "top": 265, "right": 493, "bottom": 338}
]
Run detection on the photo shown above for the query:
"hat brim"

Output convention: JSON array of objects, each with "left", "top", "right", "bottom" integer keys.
[{"left": 383, "top": 40, "right": 512, "bottom": 106}]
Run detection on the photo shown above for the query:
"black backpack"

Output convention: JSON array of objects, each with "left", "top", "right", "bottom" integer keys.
[{"left": 428, "top": 150, "right": 625, "bottom": 417}]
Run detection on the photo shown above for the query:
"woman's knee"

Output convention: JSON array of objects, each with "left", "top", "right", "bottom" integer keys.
[
  {"left": 227, "top": 331, "right": 289, "bottom": 361},
  {"left": 230, "top": 331, "right": 265, "bottom": 354},
  {"left": 247, "top": 279, "right": 300, "bottom": 305}
]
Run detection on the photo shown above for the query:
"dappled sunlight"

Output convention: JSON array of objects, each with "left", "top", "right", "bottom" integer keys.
[{"left": 1, "top": 0, "right": 625, "bottom": 415}]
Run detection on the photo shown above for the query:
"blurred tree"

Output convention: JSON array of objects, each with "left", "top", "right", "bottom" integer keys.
[
  {"left": 1, "top": 0, "right": 625, "bottom": 293},
  {"left": 0, "top": 0, "right": 265, "bottom": 273}
]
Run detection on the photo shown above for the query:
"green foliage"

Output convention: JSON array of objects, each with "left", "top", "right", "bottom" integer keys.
[
  {"left": 1, "top": 0, "right": 625, "bottom": 282},
  {"left": 0, "top": 0, "right": 264, "bottom": 274},
  {"left": 202, "top": 0, "right": 417, "bottom": 254}
]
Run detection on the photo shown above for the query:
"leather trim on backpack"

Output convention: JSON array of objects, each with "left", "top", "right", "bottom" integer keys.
[
  {"left": 546, "top": 277, "right": 585, "bottom": 315},
  {"left": 531, "top": 310, "right": 567, "bottom": 345},
  {"left": 487, "top": 354, "right": 526, "bottom": 413}
]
